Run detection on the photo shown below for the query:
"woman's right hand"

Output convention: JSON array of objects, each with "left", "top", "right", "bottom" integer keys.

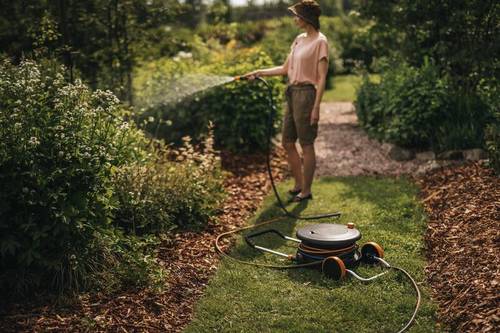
[{"left": 242, "top": 70, "right": 261, "bottom": 80}]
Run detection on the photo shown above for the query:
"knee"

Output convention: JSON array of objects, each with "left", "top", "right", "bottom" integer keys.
[{"left": 300, "top": 143, "right": 315, "bottom": 154}]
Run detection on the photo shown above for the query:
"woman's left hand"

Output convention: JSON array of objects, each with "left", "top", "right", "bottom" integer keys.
[{"left": 310, "top": 106, "right": 320, "bottom": 125}]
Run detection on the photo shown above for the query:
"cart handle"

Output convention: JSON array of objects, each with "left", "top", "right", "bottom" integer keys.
[{"left": 245, "top": 229, "right": 300, "bottom": 248}]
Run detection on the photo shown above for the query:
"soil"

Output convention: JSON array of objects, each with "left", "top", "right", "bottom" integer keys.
[{"left": 0, "top": 102, "right": 497, "bottom": 332}]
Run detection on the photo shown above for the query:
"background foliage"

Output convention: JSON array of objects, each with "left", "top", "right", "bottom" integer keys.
[
  {"left": 0, "top": 0, "right": 183, "bottom": 102},
  {"left": 356, "top": 59, "right": 491, "bottom": 151},
  {"left": 354, "top": 0, "right": 499, "bottom": 158}
]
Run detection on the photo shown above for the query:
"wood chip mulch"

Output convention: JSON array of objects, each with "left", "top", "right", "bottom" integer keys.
[
  {"left": 416, "top": 161, "right": 500, "bottom": 332},
  {"left": 0, "top": 148, "right": 288, "bottom": 333}
]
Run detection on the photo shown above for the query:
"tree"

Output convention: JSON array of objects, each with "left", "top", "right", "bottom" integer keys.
[
  {"left": 357, "top": 0, "right": 499, "bottom": 91},
  {"left": 0, "top": 0, "right": 184, "bottom": 103}
]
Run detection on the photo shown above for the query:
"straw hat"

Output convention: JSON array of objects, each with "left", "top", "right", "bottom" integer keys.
[{"left": 288, "top": 0, "right": 322, "bottom": 30}]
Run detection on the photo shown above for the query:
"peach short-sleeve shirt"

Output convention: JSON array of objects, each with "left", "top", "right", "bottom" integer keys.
[{"left": 286, "top": 32, "right": 329, "bottom": 86}]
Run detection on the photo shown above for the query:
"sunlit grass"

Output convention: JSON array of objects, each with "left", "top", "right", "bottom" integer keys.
[
  {"left": 185, "top": 176, "right": 441, "bottom": 333},
  {"left": 323, "top": 74, "right": 381, "bottom": 102}
]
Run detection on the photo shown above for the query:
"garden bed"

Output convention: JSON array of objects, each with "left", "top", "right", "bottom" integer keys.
[
  {"left": 417, "top": 161, "right": 499, "bottom": 332},
  {"left": 0, "top": 148, "right": 288, "bottom": 332}
]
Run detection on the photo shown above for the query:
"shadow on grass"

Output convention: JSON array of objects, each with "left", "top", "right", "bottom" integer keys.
[
  {"left": 323, "top": 176, "right": 419, "bottom": 233},
  {"left": 250, "top": 176, "right": 419, "bottom": 279},
  {"left": 232, "top": 195, "right": 309, "bottom": 262}
]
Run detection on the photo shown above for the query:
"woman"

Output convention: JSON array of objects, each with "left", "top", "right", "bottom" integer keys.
[{"left": 243, "top": 0, "right": 328, "bottom": 202}]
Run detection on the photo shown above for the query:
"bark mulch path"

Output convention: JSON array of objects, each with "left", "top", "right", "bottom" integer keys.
[
  {"left": 315, "top": 102, "right": 427, "bottom": 176},
  {"left": 417, "top": 161, "right": 500, "bottom": 332},
  {"left": 0, "top": 149, "right": 288, "bottom": 333}
]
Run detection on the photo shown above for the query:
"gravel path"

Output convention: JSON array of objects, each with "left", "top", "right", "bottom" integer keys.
[{"left": 314, "top": 102, "right": 426, "bottom": 177}]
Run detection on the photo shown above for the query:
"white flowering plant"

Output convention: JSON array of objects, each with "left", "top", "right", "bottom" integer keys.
[
  {"left": 0, "top": 59, "right": 227, "bottom": 296},
  {"left": 0, "top": 59, "right": 150, "bottom": 293}
]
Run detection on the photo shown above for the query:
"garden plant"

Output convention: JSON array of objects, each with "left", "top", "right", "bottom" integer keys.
[{"left": 0, "top": 1, "right": 497, "bottom": 332}]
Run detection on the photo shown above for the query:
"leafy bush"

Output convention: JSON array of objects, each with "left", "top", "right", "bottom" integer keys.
[
  {"left": 87, "top": 229, "right": 166, "bottom": 293},
  {"left": 355, "top": 59, "right": 491, "bottom": 151},
  {"left": 0, "top": 59, "right": 227, "bottom": 297},
  {"left": 134, "top": 47, "right": 285, "bottom": 152},
  {"left": 259, "top": 18, "right": 298, "bottom": 66},
  {"left": 113, "top": 131, "right": 225, "bottom": 234},
  {"left": 0, "top": 59, "right": 153, "bottom": 294}
]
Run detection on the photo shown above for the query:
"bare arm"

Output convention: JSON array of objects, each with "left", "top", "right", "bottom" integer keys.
[
  {"left": 310, "top": 58, "right": 328, "bottom": 125},
  {"left": 243, "top": 56, "right": 289, "bottom": 79}
]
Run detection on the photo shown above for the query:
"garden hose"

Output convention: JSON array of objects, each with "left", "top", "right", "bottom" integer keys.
[
  {"left": 233, "top": 76, "right": 342, "bottom": 220},
  {"left": 218, "top": 77, "right": 421, "bottom": 333},
  {"left": 390, "top": 265, "right": 422, "bottom": 333},
  {"left": 258, "top": 76, "right": 342, "bottom": 220},
  {"left": 214, "top": 220, "right": 421, "bottom": 333}
]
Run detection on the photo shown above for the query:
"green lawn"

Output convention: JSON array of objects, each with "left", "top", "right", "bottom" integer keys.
[
  {"left": 185, "top": 177, "right": 440, "bottom": 333},
  {"left": 323, "top": 74, "right": 380, "bottom": 102}
]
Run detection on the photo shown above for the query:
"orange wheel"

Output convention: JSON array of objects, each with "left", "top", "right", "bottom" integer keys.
[
  {"left": 321, "top": 256, "right": 346, "bottom": 280},
  {"left": 361, "top": 242, "right": 384, "bottom": 264}
]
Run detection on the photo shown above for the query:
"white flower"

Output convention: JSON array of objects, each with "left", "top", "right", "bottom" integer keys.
[
  {"left": 177, "top": 51, "right": 192, "bottom": 59},
  {"left": 28, "top": 136, "right": 40, "bottom": 146}
]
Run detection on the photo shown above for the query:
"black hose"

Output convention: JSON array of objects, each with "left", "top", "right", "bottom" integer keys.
[
  {"left": 254, "top": 77, "right": 341, "bottom": 220},
  {"left": 215, "top": 219, "right": 421, "bottom": 333}
]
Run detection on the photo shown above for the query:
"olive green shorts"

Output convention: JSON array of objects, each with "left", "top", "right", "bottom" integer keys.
[{"left": 282, "top": 84, "right": 318, "bottom": 145}]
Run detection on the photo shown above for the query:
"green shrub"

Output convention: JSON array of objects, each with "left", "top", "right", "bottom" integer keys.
[
  {"left": 113, "top": 131, "right": 225, "bottom": 234},
  {"left": 134, "top": 47, "right": 285, "bottom": 152},
  {"left": 0, "top": 59, "right": 151, "bottom": 294},
  {"left": 321, "top": 15, "right": 376, "bottom": 74},
  {"left": 259, "top": 18, "right": 298, "bottom": 66},
  {"left": 87, "top": 229, "right": 166, "bottom": 293},
  {"left": 355, "top": 60, "right": 491, "bottom": 151},
  {"left": 196, "top": 22, "right": 237, "bottom": 45},
  {"left": 0, "top": 58, "right": 227, "bottom": 297}
]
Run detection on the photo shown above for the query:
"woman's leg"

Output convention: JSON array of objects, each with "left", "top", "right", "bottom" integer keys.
[
  {"left": 282, "top": 141, "right": 302, "bottom": 191},
  {"left": 300, "top": 143, "right": 316, "bottom": 196},
  {"left": 292, "top": 86, "right": 317, "bottom": 198}
]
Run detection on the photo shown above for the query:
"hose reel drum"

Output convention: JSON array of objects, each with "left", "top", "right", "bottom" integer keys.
[{"left": 245, "top": 223, "right": 387, "bottom": 281}]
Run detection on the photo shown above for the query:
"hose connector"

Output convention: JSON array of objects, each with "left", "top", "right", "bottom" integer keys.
[{"left": 233, "top": 75, "right": 248, "bottom": 81}]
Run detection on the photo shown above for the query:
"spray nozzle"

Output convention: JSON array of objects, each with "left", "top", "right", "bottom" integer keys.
[{"left": 233, "top": 75, "right": 248, "bottom": 81}]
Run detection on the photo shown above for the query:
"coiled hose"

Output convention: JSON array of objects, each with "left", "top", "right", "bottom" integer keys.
[{"left": 215, "top": 219, "right": 421, "bottom": 333}]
